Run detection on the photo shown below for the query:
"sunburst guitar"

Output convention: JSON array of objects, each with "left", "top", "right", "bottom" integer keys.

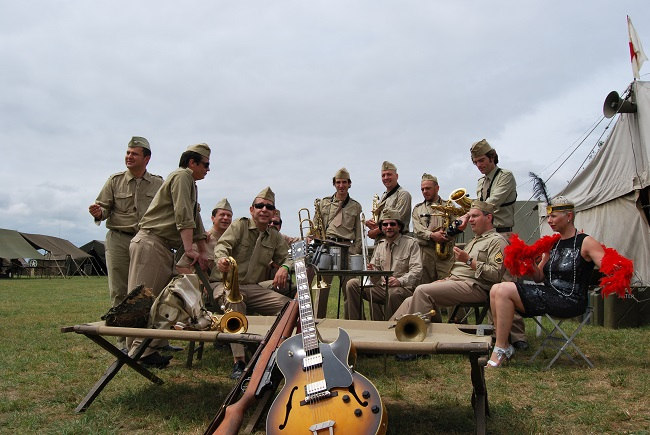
[{"left": 266, "top": 241, "right": 387, "bottom": 435}]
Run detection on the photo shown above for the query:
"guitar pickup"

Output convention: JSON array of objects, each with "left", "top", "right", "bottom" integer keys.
[{"left": 303, "top": 353, "right": 323, "bottom": 370}]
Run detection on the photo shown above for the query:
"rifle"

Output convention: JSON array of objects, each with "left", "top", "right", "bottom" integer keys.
[{"left": 204, "top": 299, "right": 299, "bottom": 435}]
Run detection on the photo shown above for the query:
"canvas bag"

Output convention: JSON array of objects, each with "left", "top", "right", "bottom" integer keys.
[{"left": 149, "top": 274, "right": 213, "bottom": 331}]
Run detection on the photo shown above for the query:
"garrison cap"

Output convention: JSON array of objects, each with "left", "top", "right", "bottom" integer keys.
[
  {"left": 273, "top": 209, "right": 282, "bottom": 219},
  {"left": 256, "top": 186, "right": 275, "bottom": 204},
  {"left": 378, "top": 208, "right": 404, "bottom": 228},
  {"left": 212, "top": 198, "right": 232, "bottom": 213},
  {"left": 470, "top": 200, "right": 496, "bottom": 214},
  {"left": 381, "top": 161, "right": 397, "bottom": 172},
  {"left": 334, "top": 167, "right": 351, "bottom": 180},
  {"left": 187, "top": 143, "right": 211, "bottom": 158},
  {"left": 470, "top": 139, "right": 494, "bottom": 159},
  {"left": 421, "top": 173, "right": 438, "bottom": 183},
  {"left": 128, "top": 136, "right": 150, "bottom": 151}
]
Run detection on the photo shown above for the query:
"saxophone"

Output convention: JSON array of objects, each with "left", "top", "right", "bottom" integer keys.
[
  {"left": 429, "top": 188, "right": 473, "bottom": 259},
  {"left": 312, "top": 198, "right": 326, "bottom": 240}
]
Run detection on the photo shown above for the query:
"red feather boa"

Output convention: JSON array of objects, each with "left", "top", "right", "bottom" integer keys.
[
  {"left": 599, "top": 246, "right": 634, "bottom": 298},
  {"left": 504, "top": 234, "right": 633, "bottom": 298},
  {"left": 504, "top": 233, "right": 561, "bottom": 277}
]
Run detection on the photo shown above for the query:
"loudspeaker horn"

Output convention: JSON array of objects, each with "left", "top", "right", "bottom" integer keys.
[{"left": 603, "top": 90, "right": 637, "bottom": 118}]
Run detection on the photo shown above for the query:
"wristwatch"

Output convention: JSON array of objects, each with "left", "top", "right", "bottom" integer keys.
[{"left": 466, "top": 257, "right": 473, "bottom": 266}]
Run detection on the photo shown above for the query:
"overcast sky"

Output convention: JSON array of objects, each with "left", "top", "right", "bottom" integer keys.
[{"left": 1, "top": 1, "right": 648, "bottom": 247}]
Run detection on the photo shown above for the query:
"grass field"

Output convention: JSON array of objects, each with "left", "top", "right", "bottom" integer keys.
[{"left": 1, "top": 276, "right": 649, "bottom": 434}]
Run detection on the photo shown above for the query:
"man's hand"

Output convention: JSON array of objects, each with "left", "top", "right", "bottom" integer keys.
[
  {"left": 367, "top": 227, "right": 382, "bottom": 239},
  {"left": 387, "top": 276, "right": 401, "bottom": 287},
  {"left": 88, "top": 203, "right": 103, "bottom": 220},
  {"left": 453, "top": 246, "right": 469, "bottom": 263},
  {"left": 430, "top": 229, "right": 449, "bottom": 243},
  {"left": 217, "top": 257, "right": 232, "bottom": 273},
  {"left": 365, "top": 218, "right": 378, "bottom": 230},
  {"left": 273, "top": 266, "right": 289, "bottom": 289},
  {"left": 457, "top": 214, "right": 469, "bottom": 231}
]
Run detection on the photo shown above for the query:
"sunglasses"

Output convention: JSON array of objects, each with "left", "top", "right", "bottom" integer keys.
[
  {"left": 200, "top": 161, "right": 210, "bottom": 169},
  {"left": 253, "top": 203, "right": 276, "bottom": 211},
  {"left": 381, "top": 222, "right": 398, "bottom": 227},
  {"left": 270, "top": 220, "right": 282, "bottom": 226}
]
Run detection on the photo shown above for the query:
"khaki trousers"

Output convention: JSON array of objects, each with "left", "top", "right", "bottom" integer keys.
[
  {"left": 419, "top": 245, "right": 453, "bottom": 284},
  {"left": 127, "top": 230, "right": 175, "bottom": 357},
  {"left": 345, "top": 278, "right": 412, "bottom": 321},
  {"left": 213, "top": 281, "right": 291, "bottom": 359},
  {"left": 105, "top": 230, "right": 133, "bottom": 347},
  {"left": 391, "top": 277, "right": 487, "bottom": 322}
]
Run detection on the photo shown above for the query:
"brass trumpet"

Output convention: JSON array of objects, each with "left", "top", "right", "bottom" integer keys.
[
  {"left": 222, "top": 256, "right": 243, "bottom": 305},
  {"left": 210, "top": 310, "right": 248, "bottom": 333},
  {"left": 394, "top": 310, "right": 436, "bottom": 342}
]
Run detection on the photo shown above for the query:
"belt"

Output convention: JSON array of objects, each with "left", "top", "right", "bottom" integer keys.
[
  {"left": 495, "top": 227, "right": 513, "bottom": 233},
  {"left": 111, "top": 229, "right": 136, "bottom": 237}
]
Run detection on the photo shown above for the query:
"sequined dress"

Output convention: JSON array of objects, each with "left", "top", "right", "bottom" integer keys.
[{"left": 516, "top": 233, "right": 594, "bottom": 318}]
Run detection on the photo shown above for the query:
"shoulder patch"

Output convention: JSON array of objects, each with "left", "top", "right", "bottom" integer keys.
[{"left": 494, "top": 251, "right": 504, "bottom": 264}]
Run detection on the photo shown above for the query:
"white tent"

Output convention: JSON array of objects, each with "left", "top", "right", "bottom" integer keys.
[{"left": 542, "top": 80, "right": 650, "bottom": 286}]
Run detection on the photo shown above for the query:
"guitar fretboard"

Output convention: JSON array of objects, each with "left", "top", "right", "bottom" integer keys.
[{"left": 292, "top": 245, "right": 319, "bottom": 355}]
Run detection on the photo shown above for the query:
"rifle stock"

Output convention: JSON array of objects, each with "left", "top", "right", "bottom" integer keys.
[{"left": 205, "top": 300, "right": 299, "bottom": 435}]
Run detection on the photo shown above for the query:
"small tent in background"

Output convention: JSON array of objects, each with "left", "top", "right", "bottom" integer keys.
[
  {"left": 20, "top": 232, "right": 92, "bottom": 278},
  {"left": 80, "top": 240, "right": 106, "bottom": 276},
  {"left": 541, "top": 80, "right": 650, "bottom": 286},
  {"left": 0, "top": 228, "right": 44, "bottom": 277}
]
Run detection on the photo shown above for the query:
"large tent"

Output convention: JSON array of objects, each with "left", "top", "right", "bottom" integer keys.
[
  {"left": 79, "top": 240, "right": 106, "bottom": 276},
  {"left": 20, "top": 232, "right": 92, "bottom": 277},
  {"left": 542, "top": 80, "right": 650, "bottom": 286},
  {"left": 0, "top": 228, "right": 44, "bottom": 277}
]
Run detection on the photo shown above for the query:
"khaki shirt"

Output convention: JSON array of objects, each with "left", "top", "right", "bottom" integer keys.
[
  {"left": 94, "top": 170, "right": 163, "bottom": 233},
  {"left": 139, "top": 167, "right": 206, "bottom": 248},
  {"left": 476, "top": 166, "right": 516, "bottom": 229},
  {"left": 412, "top": 197, "right": 450, "bottom": 248},
  {"left": 369, "top": 234, "right": 422, "bottom": 290},
  {"left": 212, "top": 217, "right": 290, "bottom": 284},
  {"left": 449, "top": 228, "right": 507, "bottom": 291},
  {"left": 377, "top": 185, "right": 412, "bottom": 232},
  {"left": 316, "top": 194, "right": 363, "bottom": 254}
]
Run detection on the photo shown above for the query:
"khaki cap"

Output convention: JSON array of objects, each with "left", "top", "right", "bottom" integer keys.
[
  {"left": 334, "top": 167, "right": 350, "bottom": 180},
  {"left": 187, "top": 143, "right": 211, "bottom": 158},
  {"left": 128, "top": 136, "right": 150, "bottom": 150},
  {"left": 378, "top": 208, "right": 403, "bottom": 227},
  {"left": 381, "top": 161, "right": 397, "bottom": 171},
  {"left": 256, "top": 186, "right": 275, "bottom": 203},
  {"left": 470, "top": 200, "right": 496, "bottom": 214},
  {"left": 421, "top": 173, "right": 438, "bottom": 183},
  {"left": 470, "top": 139, "right": 493, "bottom": 159},
  {"left": 274, "top": 209, "right": 282, "bottom": 219},
  {"left": 212, "top": 198, "right": 232, "bottom": 213}
]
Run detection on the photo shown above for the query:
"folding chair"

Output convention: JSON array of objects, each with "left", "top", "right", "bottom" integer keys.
[
  {"left": 447, "top": 302, "right": 490, "bottom": 325},
  {"left": 529, "top": 307, "right": 594, "bottom": 369}
]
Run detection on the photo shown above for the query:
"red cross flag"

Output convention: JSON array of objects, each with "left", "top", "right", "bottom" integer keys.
[{"left": 628, "top": 15, "right": 647, "bottom": 80}]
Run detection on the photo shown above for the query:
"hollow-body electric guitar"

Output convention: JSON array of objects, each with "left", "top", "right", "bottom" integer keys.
[{"left": 266, "top": 241, "right": 387, "bottom": 434}]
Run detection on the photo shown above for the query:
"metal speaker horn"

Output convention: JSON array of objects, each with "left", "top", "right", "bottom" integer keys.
[{"left": 603, "top": 91, "right": 637, "bottom": 118}]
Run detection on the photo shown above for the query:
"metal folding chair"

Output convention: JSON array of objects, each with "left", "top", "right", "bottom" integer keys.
[
  {"left": 529, "top": 307, "right": 594, "bottom": 369},
  {"left": 447, "top": 302, "right": 490, "bottom": 324}
]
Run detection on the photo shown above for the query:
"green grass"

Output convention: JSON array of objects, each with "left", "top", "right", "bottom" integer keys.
[{"left": 1, "top": 277, "right": 649, "bottom": 434}]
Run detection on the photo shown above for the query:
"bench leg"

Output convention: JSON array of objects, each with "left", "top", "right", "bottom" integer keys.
[
  {"left": 74, "top": 335, "right": 163, "bottom": 413},
  {"left": 469, "top": 353, "right": 489, "bottom": 435}
]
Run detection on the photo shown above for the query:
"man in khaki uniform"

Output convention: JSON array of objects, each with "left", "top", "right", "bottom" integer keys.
[
  {"left": 312, "top": 168, "right": 364, "bottom": 317},
  {"left": 366, "top": 161, "right": 412, "bottom": 239},
  {"left": 126, "top": 143, "right": 212, "bottom": 367},
  {"left": 392, "top": 201, "right": 507, "bottom": 323},
  {"left": 346, "top": 209, "right": 422, "bottom": 320},
  {"left": 176, "top": 197, "right": 232, "bottom": 274},
  {"left": 412, "top": 173, "right": 455, "bottom": 284},
  {"left": 88, "top": 136, "right": 163, "bottom": 350},
  {"left": 211, "top": 187, "right": 292, "bottom": 379},
  {"left": 466, "top": 139, "right": 527, "bottom": 349}
]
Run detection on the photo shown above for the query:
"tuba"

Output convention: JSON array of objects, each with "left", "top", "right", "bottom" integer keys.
[
  {"left": 394, "top": 310, "right": 436, "bottom": 342},
  {"left": 429, "top": 188, "right": 473, "bottom": 259}
]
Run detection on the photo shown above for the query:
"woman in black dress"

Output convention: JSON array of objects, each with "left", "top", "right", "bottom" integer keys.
[{"left": 487, "top": 197, "right": 606, "bottom": 367}]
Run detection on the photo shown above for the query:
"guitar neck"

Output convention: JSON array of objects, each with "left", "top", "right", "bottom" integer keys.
[{"left": 294, "top": 257, "right": 319, "bottom": 354}]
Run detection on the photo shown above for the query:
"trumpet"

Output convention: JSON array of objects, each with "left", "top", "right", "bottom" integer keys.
[
  {"left": 222, "top": 256, "right": 243, "bottom": 305},
  {"left": 393, "top": 310, "right": 436, "bottom": 342},
  {"left": 210, "top": 309, "right": 248, "bottom": 333}
]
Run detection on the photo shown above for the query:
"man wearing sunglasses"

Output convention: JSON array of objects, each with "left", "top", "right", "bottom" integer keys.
[
  {"left": 125, "top": 143, "right": 212, "bottom": 367},
  {"left": 212, "top": 186, "right": 293, "bottom": 379},
  {"left": 345, "top": 208, "right": 422, "bottom": 321}
]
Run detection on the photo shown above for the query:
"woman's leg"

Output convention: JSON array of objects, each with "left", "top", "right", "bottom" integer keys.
[{"left": 489, "top": 282, "right": 525, "bottom": 364}]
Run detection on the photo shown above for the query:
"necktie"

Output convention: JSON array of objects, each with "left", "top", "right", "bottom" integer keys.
[
  {"left": 382, "top": 241, "right": 393, "bottom": 272},
  {"left": 244, "top": 230, "right": 265, "bottom": 283}
]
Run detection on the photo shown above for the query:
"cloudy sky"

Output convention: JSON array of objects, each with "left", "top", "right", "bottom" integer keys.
[{"left": 1, "top": 1, "right": 648, "bottom": 247}]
